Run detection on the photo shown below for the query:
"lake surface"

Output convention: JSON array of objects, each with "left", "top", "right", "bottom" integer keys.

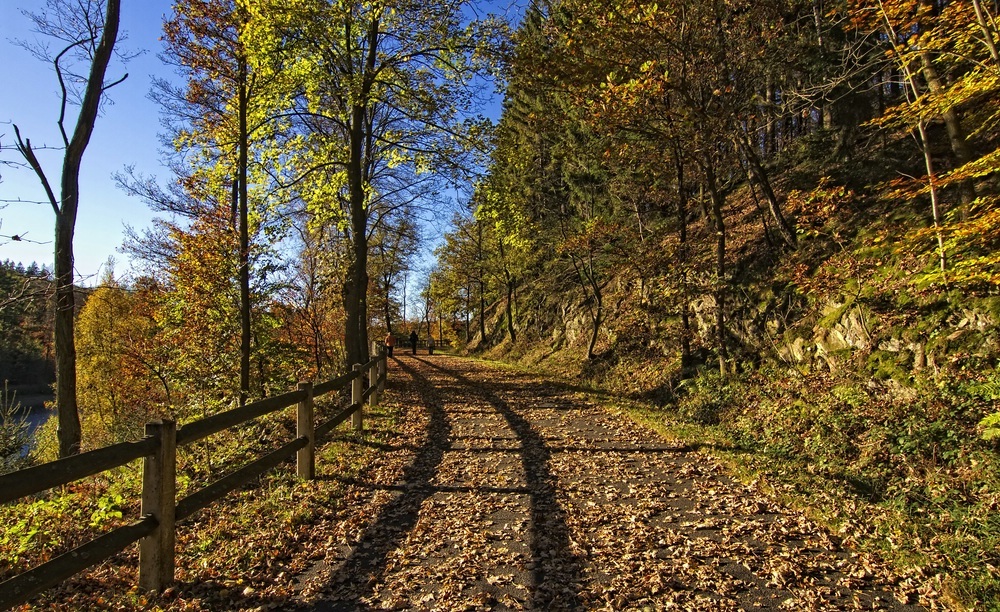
[
  {"left": 6, "top": 394, "right": 53, "bottom": 456},
  {"left": 24, "top": 404, "right": 53, "bottom": 434}
]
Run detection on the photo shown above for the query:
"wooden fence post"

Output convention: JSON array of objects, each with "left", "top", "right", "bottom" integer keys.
[
  {"left": 139, "top": 419, "right": 176, "bottom": 592},
  {"left": 368, "top": 345, "right": 381, "bottom": 407},
  {"left": 297, "top": 381, "right": 315, "bottom": 480},
  {"left": 352, "top": 363, "right": 363, "bottom": 432}
]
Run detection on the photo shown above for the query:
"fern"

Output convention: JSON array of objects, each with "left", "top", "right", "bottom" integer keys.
[
  {"left": 980, "top": 413, "right": 1000, "bottom": 441},
  {"left": 965, "top": 372, "right": 1000, "bottom": 441},
  {"left": 966, "top": 379, "right": 1000, "bottom": 400}
]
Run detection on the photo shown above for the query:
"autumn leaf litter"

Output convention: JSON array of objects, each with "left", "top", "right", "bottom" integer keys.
[{"left": 289, "top": 355, "right": 931, "bottom": 611}]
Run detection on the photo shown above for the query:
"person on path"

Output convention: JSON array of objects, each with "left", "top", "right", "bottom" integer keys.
[
  {"left": 428, "top": 338, "right": 435, "bottom": 355},
  {"left": 384, "top": 332, "right": 396, "bottom": 357},
  {"left": 409, "top": 330, "right": 418, "bottom": 355}
]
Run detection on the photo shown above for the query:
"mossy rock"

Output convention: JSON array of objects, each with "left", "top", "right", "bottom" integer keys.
[
  {"left": 866, "top": 350, "right": 911, "bottom": 382},
  {"left": 817, "top": 296, "right": 855, "bottom": 330}
]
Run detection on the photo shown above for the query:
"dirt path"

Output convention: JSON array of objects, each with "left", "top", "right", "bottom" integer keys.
[{"left": 294, "top": 354, "right": 923, "bottom": 611}]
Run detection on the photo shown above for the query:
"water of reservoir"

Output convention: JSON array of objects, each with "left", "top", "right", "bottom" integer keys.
[{"left": 6, "top": 394, "right": 53, "bottom": 457}]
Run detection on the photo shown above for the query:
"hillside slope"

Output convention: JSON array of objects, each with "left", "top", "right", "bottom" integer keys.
[{"left": 469, "top": 126, "right": 1000, "bottom": 608}]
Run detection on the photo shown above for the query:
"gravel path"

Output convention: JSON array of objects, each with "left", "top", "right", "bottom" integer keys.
[{"left": 294, "top": 354, "right": 924, "bottom": 611}]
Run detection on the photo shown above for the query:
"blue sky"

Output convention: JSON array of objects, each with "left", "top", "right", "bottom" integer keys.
[{"left": 0, "top": 0, "right": 178, "bottom": 283}]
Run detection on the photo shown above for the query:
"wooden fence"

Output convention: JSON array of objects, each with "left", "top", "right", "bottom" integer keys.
[{"left": 0, "top": 349, "right": 388, "bottom": 609}]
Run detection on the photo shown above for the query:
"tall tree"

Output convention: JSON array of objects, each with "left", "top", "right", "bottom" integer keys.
[
  {"left": 370, "top": 215, "right": 419, "bottom": 336},
  {"left": 275, "top": 218, "right": 347, "bottom": 378},
  {"left": 13, "top": 0, "right": 123, "bottom": 456},
  {"left": 275, "top": 0, "right": 503, "bottom": 367},
  {"left": 159, "top": 0, "right": 290, "bottom": 406},
  {"left": 435, "top": 208, "right": 490, "bottom": 344},
  {"left": 76, "top": 273, "right": 170, "bottom": 446},
  {"left": 860, "top": 0, "right": 1000, "bottom": 286}
]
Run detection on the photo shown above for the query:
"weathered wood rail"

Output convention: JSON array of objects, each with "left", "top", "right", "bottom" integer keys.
[{"left": 0, "top": 349, "right": 388, "bottom": 609}]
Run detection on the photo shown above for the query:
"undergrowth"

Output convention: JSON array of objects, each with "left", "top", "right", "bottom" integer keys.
[
  {"left": 0, "top": 384, "right": 32, "bottom": 475},
  {"left": 718, "top": 365, "right": 999, "bottom": 608}
]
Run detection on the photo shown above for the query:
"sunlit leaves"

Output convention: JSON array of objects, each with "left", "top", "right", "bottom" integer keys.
[
  {"left": 76, "top": 276, "right": 170, "bottom": 447},
  {"left": 853, "top": 0, "right": 1000, "bottom": 289}
]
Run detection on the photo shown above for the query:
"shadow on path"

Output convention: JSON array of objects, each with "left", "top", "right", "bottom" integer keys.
[
  {"left": 415, "top": 356, "right": 583, "bottom": 610},
  {"left": 305, "top": 357, "right": 451, "bottom": 611}
]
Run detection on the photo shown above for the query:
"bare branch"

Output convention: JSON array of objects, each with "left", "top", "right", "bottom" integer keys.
[
  {"left": 0, "top": 230, "right": 50, "bottom": 245},
  {"left": 0, "top": 276, "right": 50, "bottom": 311},
  {"left": 102, "top": 71, "right": 128, "bottom": 91},
  {"left": 12, "top": 124, "right": 61, "bottom": 215},
  {"left": 55, "top": 37, "right": 95, "bottom": 147}
]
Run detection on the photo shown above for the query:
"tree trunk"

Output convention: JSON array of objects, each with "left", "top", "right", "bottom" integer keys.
[
  {"left": 748, "top": 177, "right": 776, "bottom": 249},
  {"left": 888, "top": 17, "right": 949, "bottom": 280},
  {"left": 736, "top": 133, "right": 797, "bottom": 249},
  {"left": 496, "top": 235, "right": 516, "bottom": 343},
  {"left": 917, "top": 119, "right": 948, "bottom": 277},
  {"left": 343, "top": 16, "right": 380, "bottom": 368},
  {"left": 673, "top": 150, "right": 692, "bottom": 375},
  {"left": 703, "top": 156, "right": 728, "bottom": 376},
  {"left": 479, "top": 278, "right": 486, "bottom": 343},
  {"left": 237, "top": 60, "right": 251, "bottom": 409},
  {"left": 345, "top": 104, "right": 370, "bottom": 367},
  {"left": 505, "top": 276, "right": 516, "bottom": 343},
  {"left": 476, "top": 220, "right": 487, "bottom": 343},
  {"left": 973, "top": 0, "right": 1000, "bottom": 66},
  {"left": 53, "top": 212, "right": 80, "bottom": 457},
  {"left": 587, "top": 300, "right": 602, "bottom": 360},
  {"left": 918, "top": 50, "right": 976, "bottom": 211},
  {"left": 464, "top": 283, "right": 471, "bottom": 342},
  {"left": 52, "top": 0, "right": 120, "bottom": 457},
  {"left": 586, "top": 273, "right": 602, "bottom": 361}
]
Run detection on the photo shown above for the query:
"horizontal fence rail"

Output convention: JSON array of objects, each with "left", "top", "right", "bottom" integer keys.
[
  {"left": 313, "top": 369, "right": 359, "bottom": 397},
  {"left": 0, "top": 347, "right": 388, "bottom": 609},
  {"left": 315, "top": 404, "right": 362, "bottom": 440},
  {"left": 0, "top": 515, "right": 159, "bottom": 609},
  {"left": 175, "top": 436, "right": 309, "bottom": 521},
  {"left": 176, "top": 389, "right": 308, "bottom": 446},
  {"left": 0, "top": 437, "right": 160, "bottom": 505}
]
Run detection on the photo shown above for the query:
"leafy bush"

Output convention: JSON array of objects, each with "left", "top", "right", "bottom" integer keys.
[{"left": 675, "top": 369, "right": 743, "bottom": 425}]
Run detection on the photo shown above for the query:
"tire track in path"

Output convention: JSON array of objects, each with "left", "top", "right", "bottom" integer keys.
[{"left": 297, "top": 354, "right": 926, "bottom": 611}]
